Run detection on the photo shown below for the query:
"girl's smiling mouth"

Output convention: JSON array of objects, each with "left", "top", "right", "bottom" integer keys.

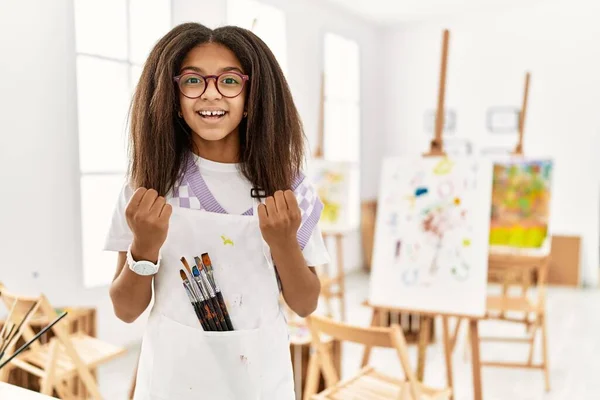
[{"left": 196, "top": 109, "right": 228, "bottom": 121}]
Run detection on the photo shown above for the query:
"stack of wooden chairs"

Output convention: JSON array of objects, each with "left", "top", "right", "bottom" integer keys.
[{"left": 0, "top": 283, "right": 126, "bottom": 399}]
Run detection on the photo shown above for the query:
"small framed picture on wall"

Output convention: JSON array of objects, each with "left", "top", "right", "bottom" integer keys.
[
  {"left": 487, "top": 107, "right": 520, "bottom": 133},
  {"left": 480, "top": 146, "right": 513, "bottom": 156},
  {"left": 424, "top": 109, "right": 456, "bottom": 134}
]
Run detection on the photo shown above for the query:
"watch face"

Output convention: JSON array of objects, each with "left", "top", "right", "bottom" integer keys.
[{"left": 135, "top": 262, "right": 157, "bottom": 276}]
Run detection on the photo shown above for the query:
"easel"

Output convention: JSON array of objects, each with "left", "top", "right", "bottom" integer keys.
[
  {"left": 473, "top": 71, "right": 551, "bottom": 391},
  {"left": 287, "top": 72, "right": 348, "bottom": 400},
  {"left": 312, "top": 71, "right": 348, "bottom": 322},
  {"left": 512, "top": 72, "right": 530, "bottom": 157},
  {"left": 362, "top": 29, "right": 485, "bottom": 400}
]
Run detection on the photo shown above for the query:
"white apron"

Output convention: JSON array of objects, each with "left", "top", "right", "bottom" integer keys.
[{"left": 133, "top": 157, "right": 322, "bottom": 400}]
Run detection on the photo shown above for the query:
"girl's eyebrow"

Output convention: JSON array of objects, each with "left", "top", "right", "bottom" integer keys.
[{"left": 180, "top": 66, "right": 244, "bottom": 74}]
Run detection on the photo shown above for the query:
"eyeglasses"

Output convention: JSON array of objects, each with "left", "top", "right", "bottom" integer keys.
[{"left": 173, "top": 71, "right": 249, "bottom": 99}]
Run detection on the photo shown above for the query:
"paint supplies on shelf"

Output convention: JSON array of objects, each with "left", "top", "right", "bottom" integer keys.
[{"left": 179, "top": 253, "right": 234, "bottom": 331}]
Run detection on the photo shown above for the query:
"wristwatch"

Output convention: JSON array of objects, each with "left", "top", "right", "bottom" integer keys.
[{"left": 127, "top": 244, "right": 161, "bottom": 276}]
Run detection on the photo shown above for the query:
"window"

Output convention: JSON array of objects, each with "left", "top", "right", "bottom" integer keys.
[
  {"left": 323, "top": 33, "right": 360, "bottom": 163},
  {"left": 322, "top": 33, "right": 361, "bottom": 230},
  {"left": 74, "top": 0, "right": 172, "bottom": 287},
  {"left": 226, "top": 0, "right": 288, "bottom": 75}
]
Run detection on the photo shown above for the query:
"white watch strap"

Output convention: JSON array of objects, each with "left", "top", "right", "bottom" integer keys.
[{"left": 127, "top": 244, "right": 162, "bottom": 270}]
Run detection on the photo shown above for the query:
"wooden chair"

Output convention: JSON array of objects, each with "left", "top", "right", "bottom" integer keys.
[
  {"left": 0, "top": 284, "right": 126, "bottom": 399},
  {"left": 306, "top": 314, "right": 451, "bottom": 400},
  {"left": 479, "top": 253, "right": 551, "bottom": 391}
]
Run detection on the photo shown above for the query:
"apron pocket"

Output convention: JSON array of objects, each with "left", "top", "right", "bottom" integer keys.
[{"left": 150, "top": 314, "right": 262, "bottom": 400}]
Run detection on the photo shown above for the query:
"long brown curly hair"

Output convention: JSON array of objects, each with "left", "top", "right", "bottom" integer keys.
[{"left": 129, "top": 22, "right": 305, "bottom": 196}]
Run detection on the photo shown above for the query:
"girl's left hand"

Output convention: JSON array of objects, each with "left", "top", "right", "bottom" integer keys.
[{"left": 258, "top": 190, "right": 301, "bottom": 250}]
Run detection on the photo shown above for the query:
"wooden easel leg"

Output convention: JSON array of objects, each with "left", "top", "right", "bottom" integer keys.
[
  {"left": 442, "top": 317, "right": 454, "bottom": 400},
  {"left": 527, "top": 320, "right": 538, "bottom": 366},
  {"left": 129, "top": 354, "right": 139, "bottom": 399},
  {"left": 450, "top": 317, "right": 462, "bottom": 354},
  {"left": 303, "top": 349, "right": 320, "bottom": 400},
  {"left": 463, "top": 325, "right": 471, "bottom": 362},
  {"left": 361, "top": 308, "right": 379, "bottom": 367},
  {"left": 417, "top": 316, "right": 431, "bottom": 381},
  {"left": 541, "top": 314, "right": 551, "bottom": 392},
  {"left": 468, "top": 320, "right": 483, "bottom": 400},
  {"left": 335, "top": 234, "right": 347, "bottom": 322},
  {"left": 294, "top": 344, "right": 303, "bottom": 400},
  {"left": 320, "top": 263, "right": 334, "bottom": 319}
]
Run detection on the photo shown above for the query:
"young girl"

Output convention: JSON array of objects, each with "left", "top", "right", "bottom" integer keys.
[{"left": 105, "top": 23, "right": 329, "bottom": 399}]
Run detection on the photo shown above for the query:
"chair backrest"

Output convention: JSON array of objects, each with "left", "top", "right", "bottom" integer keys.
[
  {"left": 488, "top": 254, "right": 550, "bottom": 306},
  {"left": 308, "top": 313, "right": 396, "bottom": 348},
  {"left": 307, "top": 314, "right": 420, "bottom": 393},
  {"left": 0, "top": 283, "right": 44, "bottom": 354}
]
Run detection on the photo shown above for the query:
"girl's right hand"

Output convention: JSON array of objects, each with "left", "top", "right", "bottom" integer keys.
[{"left": 125, "top": 188, "right": 173, "bottom": 258}]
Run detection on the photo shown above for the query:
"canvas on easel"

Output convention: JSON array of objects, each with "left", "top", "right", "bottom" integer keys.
[
  {"left": 368, "top": 156, "right": 493, "bottom": 317},
  {"left": 306, "top": 159, "right": 360, "bottom": 232},
  {"left": 489, "top": 157, "right": 553, "bottom": 253}
]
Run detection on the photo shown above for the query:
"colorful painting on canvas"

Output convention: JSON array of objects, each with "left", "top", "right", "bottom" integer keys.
[
  {"left": 307, "top": 160, "right": 359, "bottom": 231},
  {"left": 369, "top": 156, "right": 493, "bottom": 317},
  {"left": 489, "top": 159, "right": 553, "bottom": 248}
]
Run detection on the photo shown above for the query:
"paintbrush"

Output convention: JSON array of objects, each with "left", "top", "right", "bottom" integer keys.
[
  {"left": 0, "top": 301, "right": 17, "bottom": 349},
  {"left": 191, "top": 266, "right": 225, "bottom": 331},
  {"left": 181, "top": 257, "right": 205, "bottom": 302},
  {"left": 192, "top": 266, "right": 228, "bottom": 331},
  {"left": 182, "top": 257, "right": 223, "bottom": 331},
  {"left": 0, "top": 312, "right": 67, "bottom": 369},
  {"left": 181, "top": 256, "right": 222, "bottom": 330},
  {"left": 179, "top": 270, "right": 208, "bottom": 330},
  {"left": 0, "top": 324, "right": 12, "bottom": 355},
  {"left": 0, "top": 300, "right": 37, "bottom": 357},
  {"left": 179, "top": 267, "right": 216, "bottom": 331},
  {"left": 180, "top": 256, "right": 194, "bottom": 278},
  {"left": 196, "top": 255, "right": 234, "bottom": 331},
  {"left": 0, "top": 325, "right": 15, "bottom": 354},
  {"left": 199, "top": 254, "right": 216, "bottom": 287}
]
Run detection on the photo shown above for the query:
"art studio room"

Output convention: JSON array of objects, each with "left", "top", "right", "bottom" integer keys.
[{"left": 1, "top": 0, "right": 599, "bottom": 399}]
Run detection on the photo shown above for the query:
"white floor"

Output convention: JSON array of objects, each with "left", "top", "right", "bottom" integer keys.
[{"left": 98, "top": 270, "right": 600, "bottom": 399}]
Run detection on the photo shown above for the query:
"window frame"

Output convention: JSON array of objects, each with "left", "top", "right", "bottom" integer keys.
[{"left": 74, "top": 0, "right": 173, "bottom": 287}]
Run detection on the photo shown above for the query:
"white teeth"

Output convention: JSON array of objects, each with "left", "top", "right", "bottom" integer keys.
[{"left": 198, "top": 110, "right": 226, "bottom": 116}]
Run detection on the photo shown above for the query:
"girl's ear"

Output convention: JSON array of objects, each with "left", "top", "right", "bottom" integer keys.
[
  {"left": 178, "top": 111, "right": 183, "bottom": 118},
  {"left": 243, "top": 111, "right": 248, "bottom": 118}
]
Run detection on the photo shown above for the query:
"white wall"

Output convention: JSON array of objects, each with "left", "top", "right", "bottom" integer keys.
[
  {"left": 382, "top": 0, "right": 600, "bottom": 286},
  {"left": 0, "top": 0, "right": 381, "bottom": 347}
]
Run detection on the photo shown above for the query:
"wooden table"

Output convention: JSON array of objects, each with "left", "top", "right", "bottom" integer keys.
[{"left": 0, "top": 382, "right": 57, "bottom": 399}]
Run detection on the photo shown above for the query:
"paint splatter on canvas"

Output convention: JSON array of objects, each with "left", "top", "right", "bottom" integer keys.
[
  {"left": 369, "top": 156, "right": 493, "bottom": 317},
  {"left": 489, "top": 160, "right": 553, "bottom": 248}
]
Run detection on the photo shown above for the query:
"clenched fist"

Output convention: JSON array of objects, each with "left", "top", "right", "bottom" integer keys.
[
  {"left": 125, "top": 188, "right": 173, "bottom": 260},
  {"left": 258, "top": 190, "right": 301, "bottom": 250}
]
